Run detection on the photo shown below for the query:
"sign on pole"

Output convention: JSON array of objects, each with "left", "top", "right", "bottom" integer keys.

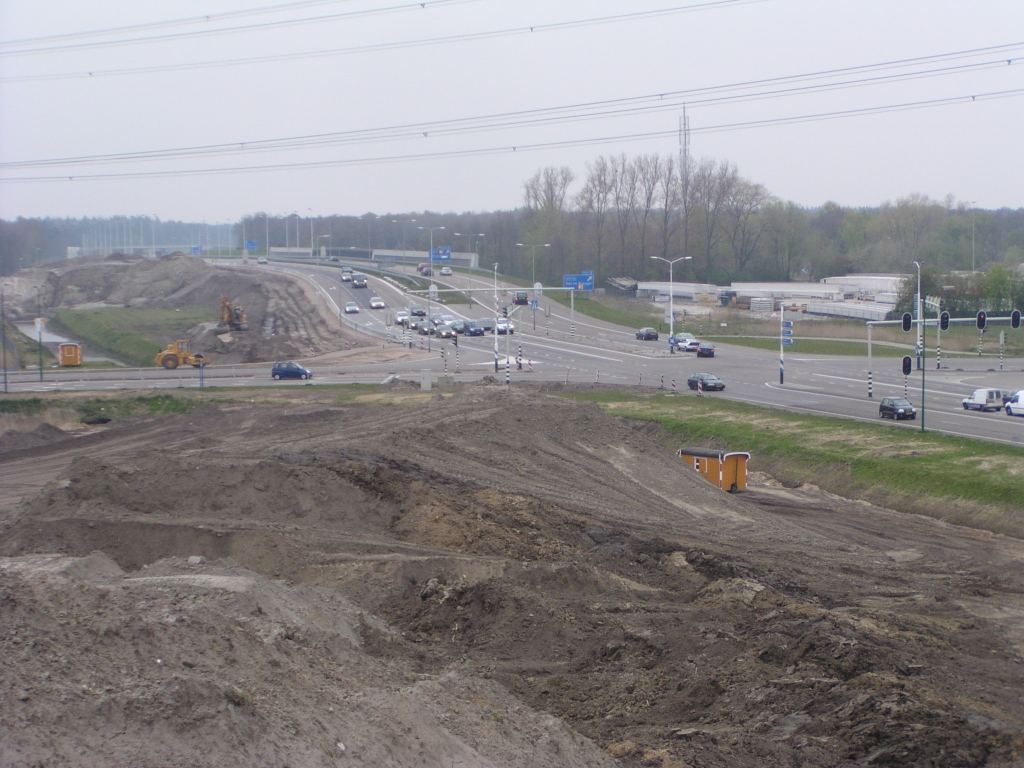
[
  {"left": 562, "top": 273, "right": 595, "bottom": 291},
  {"left": 190, "top": 246, "right": 201, "bottom": 254},
  {"left": 244, "top": 240, "right": 257, "bottom": 252},
  {"left": 782, "top": 338, "right": 794, "bottom": 346},
  {"left": 429, "top": 246, "right": 452, "bottom": 261},
  {"left": 429, "top": 284, "right": 438, "bottom": 301},
  {"left": 782, "top": 329, "right": 793, "bottom": 337},
  {"left": 533, "top": 281, "right": 543, "bottom": 297}
]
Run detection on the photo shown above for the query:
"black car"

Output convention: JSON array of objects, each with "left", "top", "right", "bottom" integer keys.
[
  {"left": 696, "top": 342, "right": 715, "bottom": 358},
  {"left": 271, "top": 361, "right": 312, "bottom": 380},
  {"left": 410, "top": 304, "right": 427, "bottom": 317},
  {"left": 879, "top": 397, "right": 917, "bottom": 420},
  {"left": 407, "top": 318, "right": 422, "bottom": 331},
  {"left": 448, "top": 319, "right": 466, "bottom": 334},
  {"left": 513, "top": 291, "right": 529, "bottom": 305},
  {"left": 418, "top": 320, "right": 436, "bottom": 335},
  {"left": 636, "top": 327, "right": 659, "bottom": 341},
  {"left": 687, "top": 372, "right": 725, "bottom": 391},
  {"left": 436, "top": 324, "right": 457, "bottom": 339},
  {"left": 464, "top": 320, "right": 484, "bottom": 336}
]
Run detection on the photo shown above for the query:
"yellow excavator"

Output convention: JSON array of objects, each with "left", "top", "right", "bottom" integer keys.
[
  {"left": 219, "top": 296, "right": 249, "bottom": 331},
  {"left": 155, "top": 340, "right": 206, "bottom": 370}
]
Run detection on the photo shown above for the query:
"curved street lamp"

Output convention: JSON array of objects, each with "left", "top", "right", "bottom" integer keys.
[{"left": 651, "top": 255, "right": 692, "bottom": 341}]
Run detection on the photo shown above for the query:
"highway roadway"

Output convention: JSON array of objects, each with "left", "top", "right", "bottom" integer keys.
[{"left": 5, "top": 258, "right": 1024, "bottom": 446}]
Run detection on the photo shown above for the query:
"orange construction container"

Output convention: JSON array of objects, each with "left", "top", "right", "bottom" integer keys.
[
  {"left": 58, "top": 342, "right": 83, "bottom": 366},
  {"left": 677, "top": 447, "right": 749, "bottom": 492}
]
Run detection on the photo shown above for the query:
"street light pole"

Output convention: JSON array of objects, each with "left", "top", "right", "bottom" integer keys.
[
  {"left": 418, "top": 225, "right": 445, "bottom": 352},
  {"left": 651, "top": 255, "right": 692, "bottom": 340},
  {"left": 35, "top": 286, "right": 43, "bottom": 382},
  {"left": 1, "top": 283, "right": 8, "bottom": 393},
  {"left": 516, "top": 243, "right": 551, "bottom": 287},
  {"left": 493, "top": 262, "right": 500, "bottom": 372}
]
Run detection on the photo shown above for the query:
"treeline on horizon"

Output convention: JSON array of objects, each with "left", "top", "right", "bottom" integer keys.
[{"left": 4, "top": 151, "right": 1024, "bottom": 308}]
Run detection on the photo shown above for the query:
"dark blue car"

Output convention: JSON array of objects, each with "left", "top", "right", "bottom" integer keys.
[{"left": 271, "top": 361, "right": 312, "bottom": 380}]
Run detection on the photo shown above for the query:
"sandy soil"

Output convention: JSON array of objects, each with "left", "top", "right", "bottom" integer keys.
[
  {"left": 1, "top": 384, "right": 1023, "bottom": 767},
  {"left": 19, "top": 253, "right": 364, "bottom": 364}
]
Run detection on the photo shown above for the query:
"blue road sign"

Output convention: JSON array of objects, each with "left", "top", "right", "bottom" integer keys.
[
  {"left": 430, "top": 246, "right": 452, "bottom": 261},
  {"left": 581, "top": 270, "right": 594, "bottom": 276},
  {"left": 562, "top": 273, "right": 595, "bottom": 291},
  {"left": 782, "top": 320, "right": 794, "bottom": 328},
  {"left": 782, "top": 338, "right": 795, "bottom": 346},
  {"left": 782, "top": 329, "right": 793, "bottom": 336},
  {"left": 244, "top": 240, "right": 257, "bottom": 252},
  {"left": 530, "top": 299, "right": 538, "bottom": 310},
  {"left": 190, "top": 246, "right": 201, "bottom": 254}
]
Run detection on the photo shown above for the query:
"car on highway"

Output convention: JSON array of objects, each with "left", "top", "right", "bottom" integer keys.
[
  {"left": 497, "top": 319, "right": 515, "bottom": 335},
  {"left": 962, "top": 388, "right": 1004, "bottom": 412},
  {"left": 410, "top": 304, "right": 427, "bottom": 317},
  {"left": 257, "top": 257, "right": 268, "bottom": 265},
  {"left": 418, "top": 320, "right": 436, "bottom": 335},
  {"left": 1005, "top": 391, "right": 1024, "bottom": 417},
  {"left": 271, "top": 361, "right": 311, "bottom": 381},
  {"left": 464, "top": 320, "right": 484, "bottom": 336},
  {"left": 416, "top": 263, "right": 429, "bottom": 273},
  {"left": 636, "top": 327, "right": 659, "bottom": 341},
  {"left": 687, "top": 372, "right": 725, "bottom": 391},
  {"left": 344, "top": 302, "right": 360, "bottom": 314},
  {"left": 448, "top": 319, "right": 466, "bottom": 334},
  {"left": 879, "top": 397, "right": 917, "bottom": 420},
  {"left": 341, "top": 265, "right": 352, "bottom": 273},
  {"left": 430, "top": 313, "right": 445, "bottom": 327},
  {"left": 407, "top": 318, "right": 422, "bottom": 331},
  {"left": 513, "top": 291, "right": 529, "bottom": 305},
  {"left": 369, "top": 296, "right": 386, "bottom": 309},
  {"left": 668, "top": 334, "right": 695, "bottom": 348},
  {"left": 340, "top": 272, "right": 353, "bottom": 282},
  {"left": 351, "top": 274, "right": 367, "bottom": 288},
  {"left": 1002, "top": 390, "right": 1019, "bottom": 406},
  {"left": 395, "top": 310, "right": 410, "bottom": 325},
  {"left": 329, "top": 256, "right": 339, "bottom": 262},
  {"left": 696, "top": 342, "right": 715, "bottom": 358},
  {"left": 435, "top": 324, "right": 457, "bottom": 339},
  {"left": 440, "top": 266, "right": 453, "bottom": 276}
]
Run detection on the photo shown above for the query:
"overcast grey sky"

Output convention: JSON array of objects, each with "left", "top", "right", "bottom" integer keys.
[{"left": 1, "top": 0, "right": 1022, "bottom": 222}]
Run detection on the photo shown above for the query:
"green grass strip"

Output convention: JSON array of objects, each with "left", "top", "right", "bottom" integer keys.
[{"left": 556, "top": 390, "right": 1024, "bottom": 538}]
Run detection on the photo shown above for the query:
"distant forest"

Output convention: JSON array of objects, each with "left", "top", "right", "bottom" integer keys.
[{"left": 4, "top": 151, "right": 1024, "bottom": 311}]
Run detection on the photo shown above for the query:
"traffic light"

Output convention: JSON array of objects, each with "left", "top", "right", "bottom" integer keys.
[
  {"left": 902, "top": 356, "right": 912, "bottom": 376},
  {"left": 453, "top": 333, "right": 458, "bottom": 347},
  {"left": 902, "top": 312, "right": 912, "bottom": 332},
  {"left": 976, "top": 310, "right": 987, "bottom": 330},
  {"left": 502, "top": 306, "right": 508, "bottom": 318},
  {"left": 1013, "top": 309, "right": 1021, "bottom": 330},
  {"left": 940, "top": 311, "right": 950, "bottom": 331}
]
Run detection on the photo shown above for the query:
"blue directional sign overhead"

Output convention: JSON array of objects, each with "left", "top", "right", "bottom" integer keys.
[
  {"left": 430, "top": 246, "right": 452, "bottom": 261},
  {"left": 244, "top": 240, "right": 257, "bottom": 252},
  {"left": 562, "top": 273, "right": 595, "bottom": 291}
]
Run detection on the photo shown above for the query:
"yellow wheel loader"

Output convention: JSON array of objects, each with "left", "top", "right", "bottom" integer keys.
[{"left": 155, "top": 340, "right": 206, "bottom": 370}]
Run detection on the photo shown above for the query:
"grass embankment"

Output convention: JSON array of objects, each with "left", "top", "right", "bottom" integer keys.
[
  {"left": 4, "top": 319, "right": 57, "bottom": 368},
  {"left": 49, "top": 307, "right": 213, "bottom": 367},
  {"left": 558, "top": 390, "right": 1024, "bottom": 539},
  {"left": 0, "top": 393, "right": 201, "bottom": 434}
]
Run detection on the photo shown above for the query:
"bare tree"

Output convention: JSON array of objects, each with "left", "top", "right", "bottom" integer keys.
[
  {"left": 611, "top": 154, "right": 637, "bottom": 275},
  {"left": 692, "top": 158, "right": 736, "bottom": 283},
  {"left": 723, "top": 179, "right": 773, "bottom": 280},
  {"left": 575, "top": 156, "right": 614, "bottom": 281},
  {"left": 524, "top": 166, "right": 576, "bottom": 213},
  {"left": 633, "top": 154, "right": 662, "bottom": 277},
  {"left": 657, "top": 154, "right": 681, "bottom": 262},
  {"left": 881, "top": 193, "right": 943, "bottom": 263}
]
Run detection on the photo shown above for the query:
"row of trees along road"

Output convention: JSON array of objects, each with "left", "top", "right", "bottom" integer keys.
[{"left": 4, "top": 152, "right": 1024, "bottom": 296}]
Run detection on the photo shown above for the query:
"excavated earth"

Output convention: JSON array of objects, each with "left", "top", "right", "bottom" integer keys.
[
  {"left": 1, "top": 385, "right": 1023, "bottom": 767},
  {"left": 30, "top": 253, "right": 361, "bottom": 363}
]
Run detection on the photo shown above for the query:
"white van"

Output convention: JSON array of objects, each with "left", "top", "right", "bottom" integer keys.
[
  {"left": 1005, "top": 391, "right": 1023, "bottom": 417},
  {"left": 962, "top": 388, "right": 1003, "bottom": 412}
]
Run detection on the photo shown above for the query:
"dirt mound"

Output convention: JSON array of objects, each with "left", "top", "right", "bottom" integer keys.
[
  {"left": 41, "top": 253, "right": 364, "bottom": 363},
  {"left": 2, "top": 387, "right": 1024, "bottom": 766},
  {"left": 1, "top": 553, "right": 613, "bottom": 768},
  {"left": 0, "top": 422, "right": 69, "bottom": 455}
]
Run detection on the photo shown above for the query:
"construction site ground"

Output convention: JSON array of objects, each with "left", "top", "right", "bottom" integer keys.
[
  {"left": 1, "top": 384, "right": 1023, "bottom": 768},
  {"left": 8, "top": 254, "right": 362, "bottom": 366}
]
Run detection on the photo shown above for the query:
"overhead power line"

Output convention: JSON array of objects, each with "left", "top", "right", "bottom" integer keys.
[
  {"left": 2, "top": 43, "right": 1019, "bottom": 170},
  {"left": 0, "top": 0, "right": 765, "bottom": 82},
  {"left": 0, "top": 0, "right": 479, "bottom": 57},
  {"left": 3, "top": 88, "right": 1020, "bottom": 183}
]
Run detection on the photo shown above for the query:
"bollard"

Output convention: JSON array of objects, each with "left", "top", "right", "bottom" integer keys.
[
  {"left": 671, "top": 378, "right": 677, "bottom": 394},
  {"left": 868, "top": 370, "right": 873, "bottom": 399},
  {"left": 527, "top": 358, "right": 533, "bottom": 372},
  {"left": 936, "top": 344, "right": 941, "bottom": 370},
  {"left": 596, "top": 368, "right": 600, "bottom": 383},
  {"left": 660, "top": 375, "right": 664, "bottom": 390},
  {"left": 639, "top": 374, "right": 642, "bottom": 386}
]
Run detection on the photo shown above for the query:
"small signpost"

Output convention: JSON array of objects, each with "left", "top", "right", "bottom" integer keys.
[{"left": 779, "top": 316, "right": 793, "bottom": 384}]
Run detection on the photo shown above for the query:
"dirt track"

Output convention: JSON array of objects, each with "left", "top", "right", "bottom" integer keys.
[{"left": 2, "top": 384, "right": 1023, "bottom": 767}]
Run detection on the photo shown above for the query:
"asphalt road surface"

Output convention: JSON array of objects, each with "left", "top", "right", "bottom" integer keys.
[{"left": 6, "top": 258, "right": 1023, "bottom": 446}]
